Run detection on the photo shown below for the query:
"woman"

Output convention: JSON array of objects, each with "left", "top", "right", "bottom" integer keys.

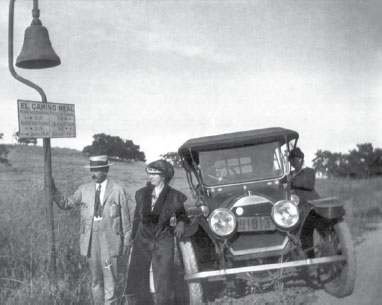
[{"left": 125, "top": 160, "right": 188, "bottom": 305}]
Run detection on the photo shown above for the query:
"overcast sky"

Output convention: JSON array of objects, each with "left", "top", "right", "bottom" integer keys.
[{"left": 1, "top": 0, "right": 381, "bottom": 163}]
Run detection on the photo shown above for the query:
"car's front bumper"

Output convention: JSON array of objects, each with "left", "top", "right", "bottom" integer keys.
[{"left": 184, "top": 255, "right": 346, "bottom": 281}]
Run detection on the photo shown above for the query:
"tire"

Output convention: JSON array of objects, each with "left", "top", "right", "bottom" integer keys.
[
  {"left": 177, "top": 238, "right": 203, "bottom": 305},
  {"left": 313, "top": 220, "right": 356, "bottom": 297}
]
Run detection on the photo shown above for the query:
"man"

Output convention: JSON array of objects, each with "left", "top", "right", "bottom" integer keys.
[
  {"left": 289, "top": 147, "right": 320, "bottom": 201},
  {"left": 52, "top": 155, "right": 135, "bottom": 305}
]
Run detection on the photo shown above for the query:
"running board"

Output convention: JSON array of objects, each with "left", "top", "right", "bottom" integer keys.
[{"left": 184, "top": 255, "right": 346, "bottom": 281}]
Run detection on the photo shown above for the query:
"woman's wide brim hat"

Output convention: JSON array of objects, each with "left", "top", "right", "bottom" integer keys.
[
  {"left": 84, "top": 155, "right": 113, "bottom": 169},
  {"left": 146, "top": 159, "right": 174, "bottom": 180}
]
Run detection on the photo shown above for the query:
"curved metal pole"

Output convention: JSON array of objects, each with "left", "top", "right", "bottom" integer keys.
[
  {"left": 32, "top": 0, "right": 42, "bottom": 25},
  {"left": 8, "top": 0, "right": 47, "bottom": 102},
  {"left": 8, "top": 0, "right": 57, "bottom": 294}
]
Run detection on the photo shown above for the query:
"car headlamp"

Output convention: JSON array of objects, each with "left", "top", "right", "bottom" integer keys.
[
  {"left": 208, "top": 208, "right": 237, "bottom": 237},
  {"left": 271, "top": 200, "right": 299, "bottom": 229}
]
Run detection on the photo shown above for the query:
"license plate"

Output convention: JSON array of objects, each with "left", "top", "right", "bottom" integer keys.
[{"left": 237, "top": 216, "right": 275, "bottom": 232}]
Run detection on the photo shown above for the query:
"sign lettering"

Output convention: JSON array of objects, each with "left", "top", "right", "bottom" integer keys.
[{"left": 17, "top": 100, "right": 76, "bottom": 138}]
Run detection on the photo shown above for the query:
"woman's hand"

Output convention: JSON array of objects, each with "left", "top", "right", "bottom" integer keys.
[{"left": 175, "top": 221, "right": 185, "bottom": 239}]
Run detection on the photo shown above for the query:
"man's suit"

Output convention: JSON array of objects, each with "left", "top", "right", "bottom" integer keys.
[{"left": 53, "top": 180, "right": 135, "bottom": 304}]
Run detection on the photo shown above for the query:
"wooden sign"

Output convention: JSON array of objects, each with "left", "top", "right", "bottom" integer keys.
[{"left": 18, "top": 100, "right": 76, "bottom": 138}]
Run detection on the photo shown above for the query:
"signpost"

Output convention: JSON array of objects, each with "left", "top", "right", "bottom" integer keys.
[
  {"left": 9, "top": 0, "right": 63, "bottom": 293},
  {"left": 18, "top": 100, "right": 76, "bottom": 138}
]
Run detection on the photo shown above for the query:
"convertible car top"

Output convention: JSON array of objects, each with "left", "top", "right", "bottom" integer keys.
[
  {"left": 178, "top": 127, "right": 299, "bottom": 154},
  {"left": 179, "top": 127, "right": 299, "bottom": 171}
]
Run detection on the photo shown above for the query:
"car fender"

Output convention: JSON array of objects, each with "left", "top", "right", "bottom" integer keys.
[
  {"left": 182, "top": 214, "right": 217, "bottom": 241},
  {"left": 183, "top": 218, "right": 200, "bottom": 238},
  {"left": 183, "top": 204, "right": 210, "bottom": 238},
  {"left": 198, "top": 217, "right": 219, "bottom": 241},
  {"left": 297, "top": 197, "right": 345, "bottom": 244},
  {"left": 309, "top": 197, "right": 345, "bottom": 219}
]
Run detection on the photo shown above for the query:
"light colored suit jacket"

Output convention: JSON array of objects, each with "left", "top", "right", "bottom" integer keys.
[{"left": 53, "top": 180, "right": 135, "bottom": 257}]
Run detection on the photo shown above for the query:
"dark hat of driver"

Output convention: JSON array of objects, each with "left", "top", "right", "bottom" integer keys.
[
  {"left": 146, "top": 159, "right": 174, "bottom": 180},
  {"left": 84, "top": 155, "right": 113, "bottom": 169},
  {"left": 289, "top": 147, "right": 304, "bottom": 159}
]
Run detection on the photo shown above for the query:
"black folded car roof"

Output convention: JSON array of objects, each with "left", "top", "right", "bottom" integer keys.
[{"left": 178, "top": 127, "right": 298, "bottom": 155}]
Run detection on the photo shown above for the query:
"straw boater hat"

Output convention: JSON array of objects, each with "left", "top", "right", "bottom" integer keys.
[{"left": 84, "top": 155, "right": 113, "bottom": 169}]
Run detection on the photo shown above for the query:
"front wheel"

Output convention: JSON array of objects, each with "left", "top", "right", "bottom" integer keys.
[
  {"left": 177, "top": 238, "right": 203, "bottom": 305},
  {"left": 313, "top": 220, "right": 356, "bottom": 297}
]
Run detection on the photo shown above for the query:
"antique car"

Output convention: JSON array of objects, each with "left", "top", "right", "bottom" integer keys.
[{"left": 177, "top": 127, "right": 356, "bottom": 304}]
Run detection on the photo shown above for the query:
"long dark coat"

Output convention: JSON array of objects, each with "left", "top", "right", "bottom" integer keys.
[
  {"left": 291, "top": 167, "right": 320, "bottom": 201},
  {"left": 125, "top": 183, "right": 187, "bottom": 305}
]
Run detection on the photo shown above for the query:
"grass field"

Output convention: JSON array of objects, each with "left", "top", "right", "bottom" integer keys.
[{"left": 0, "top": 145, "right": 381, "bottom": 304}]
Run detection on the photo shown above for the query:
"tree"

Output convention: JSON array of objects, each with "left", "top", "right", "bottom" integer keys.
[
  {"left": 14, "top": 131, "right": 37, "bottom": 146},
  {"left": 348, "top": 143, "right": 374, "bottom": 178},
  {"left": 0, "top": 144, "right": 11, "bottom": 167},
  {"left": 83, "top": 133, "right": 146, "bottom": 162},
  {"left": 312, "top": 150, "right": 345, "bottom": 177},
  {"left": 312, "top": 143, "right": 382, "bottom": 178},
  {"left": 370, "top": 148, "right": 382, "bottom": 176},
  {"left": 312, "top": 150, "right": 330, "bottom": 177},
  {"left": 160, "top": 152, "right": 183, "bottom": 168}
]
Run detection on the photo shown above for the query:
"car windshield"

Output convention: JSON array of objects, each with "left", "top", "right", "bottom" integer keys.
[{"left": 199, "top": 142, "right": 284, "bottom": 186}]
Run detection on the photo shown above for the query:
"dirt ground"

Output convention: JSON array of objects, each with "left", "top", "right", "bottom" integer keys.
[
  {"left": 202, "top": 223, "right": 382, "bottom": 305},
  {"left": 313, "top": 223, "right": 382, "bottom": 305}
]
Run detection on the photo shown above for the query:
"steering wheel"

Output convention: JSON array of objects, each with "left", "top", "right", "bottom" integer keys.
[{"left": 205, "top": 165, "right": 239, "bottom": 182}]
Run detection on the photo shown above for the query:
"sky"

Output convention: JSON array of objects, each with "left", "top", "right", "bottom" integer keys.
[{"left": 1, "top": 0, "right": 381, "bottom": 164}]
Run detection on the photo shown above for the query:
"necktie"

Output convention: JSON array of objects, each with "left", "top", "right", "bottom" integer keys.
[{"left": 94, "top": 184, "right": 102, "bottom": 217}]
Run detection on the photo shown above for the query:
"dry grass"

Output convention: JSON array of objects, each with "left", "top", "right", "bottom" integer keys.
[
  {"left": 0, "top": 145, "right": 195, "bottom": 304},
  {"left": 0, "top": 145, "right": 380, "bottom": 304},
  {"left": 315, "top": 177, "right": 382, "bottom": 242},
  {"left": 0, "top": 145, "right": 147, "bottom": 304}
]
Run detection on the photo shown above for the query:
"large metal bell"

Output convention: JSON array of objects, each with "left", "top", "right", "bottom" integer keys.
[{"left": 16, "top": 23, "right": 61, "bottom": 69}]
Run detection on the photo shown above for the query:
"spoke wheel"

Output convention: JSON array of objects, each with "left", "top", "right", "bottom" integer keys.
[
  {"left": 176, "top": 238, "right": 203, "bottom": 305},
  {"left": 313, "top": 220, "right": 356, "bottom": 297}
]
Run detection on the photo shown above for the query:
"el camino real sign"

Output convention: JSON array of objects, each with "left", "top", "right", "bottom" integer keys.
[{"left": 17, "top": 100, "right": 76, "bottom": 138}]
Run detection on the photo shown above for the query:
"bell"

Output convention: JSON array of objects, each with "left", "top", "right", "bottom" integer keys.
[{"left": 16, "top": 23, "right": 61, "bottom": 69}]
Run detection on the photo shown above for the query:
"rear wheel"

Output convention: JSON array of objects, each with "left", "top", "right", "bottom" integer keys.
[
  {"left": 313, "top": 220, "right": 356, "bottom": 297},
  {"left": 177, "top": 238, "right": 203, "bottom": 305}
]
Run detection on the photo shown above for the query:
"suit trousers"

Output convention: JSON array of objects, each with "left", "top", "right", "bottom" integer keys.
[{"left": 88, "top": 220, "right": 118, "bottom": 305}]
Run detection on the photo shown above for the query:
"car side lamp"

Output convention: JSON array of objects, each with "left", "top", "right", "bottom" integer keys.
[
  {"left": 290, "top": 194, "right": 300, "bottom": 206},
  {"left": 187, "top": 204, "right": 209, "bottom": 218}
]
